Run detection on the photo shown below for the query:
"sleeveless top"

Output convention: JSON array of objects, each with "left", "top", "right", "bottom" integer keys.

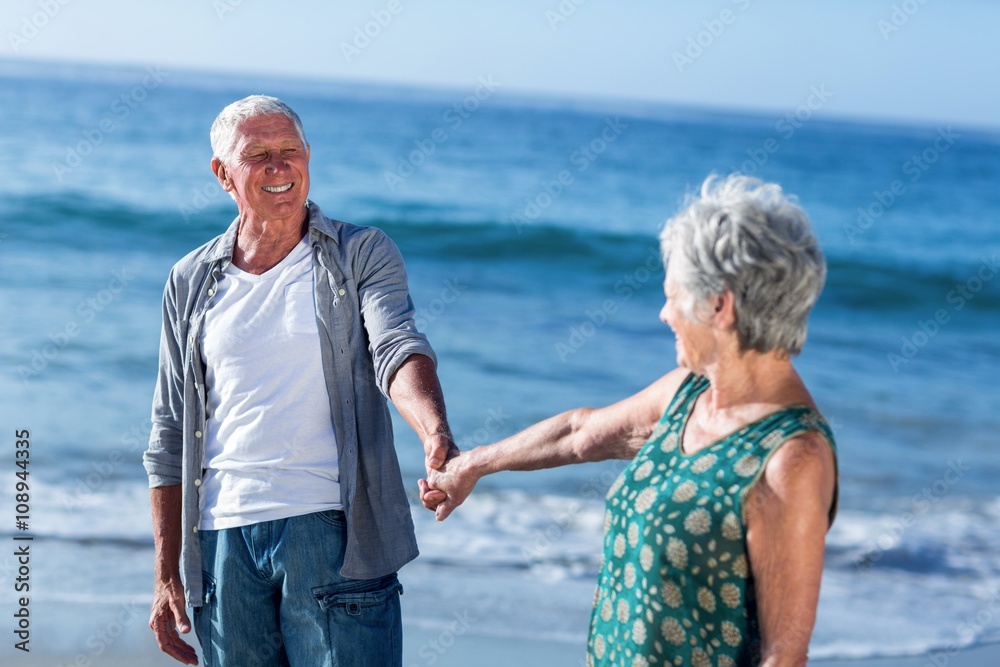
[{"left": 586, "top": 373, "right": 837, "bottom": 667}]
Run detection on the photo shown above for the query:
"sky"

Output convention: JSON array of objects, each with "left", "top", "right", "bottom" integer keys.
[{"left": 3, "top": 0, "right": 999, "bottom": 130}]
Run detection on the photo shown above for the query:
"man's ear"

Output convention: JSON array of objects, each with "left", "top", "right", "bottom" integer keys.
[{"left": 211, "top": 158, "right": 232, "bottom": 190}]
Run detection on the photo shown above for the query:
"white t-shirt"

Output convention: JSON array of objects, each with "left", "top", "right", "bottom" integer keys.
[{"left": 198, "top": 236, "right": 341, "bottom": 530}]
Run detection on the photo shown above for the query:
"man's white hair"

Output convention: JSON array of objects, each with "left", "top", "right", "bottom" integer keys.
[{"left": 209, "top": 95, "right": 308, "bottom": 165}]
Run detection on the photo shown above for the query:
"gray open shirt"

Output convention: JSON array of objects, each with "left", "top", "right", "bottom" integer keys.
[{"left": 143, "top": 202, "right": 435, "bottom": 607}]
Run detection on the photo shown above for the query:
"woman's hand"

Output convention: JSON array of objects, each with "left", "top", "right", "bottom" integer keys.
[{"left": 419, "top": 449, "right": 480, "bottom": 521}]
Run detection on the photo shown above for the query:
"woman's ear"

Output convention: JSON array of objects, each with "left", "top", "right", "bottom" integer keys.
[{"left": 711, "top": 289, "right": 737, "bottom": 330}]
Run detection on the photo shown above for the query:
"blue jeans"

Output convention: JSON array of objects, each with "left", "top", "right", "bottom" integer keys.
[{"left": 194, "top": 510, "right": 403, "bottom": 666}]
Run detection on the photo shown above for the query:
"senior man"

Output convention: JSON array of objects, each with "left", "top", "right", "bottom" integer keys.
[{"left": 143, "top": 95, "right": 454, "bottom": 666}]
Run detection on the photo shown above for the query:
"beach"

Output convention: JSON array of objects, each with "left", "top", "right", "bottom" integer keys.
[
  {"left": 4, "top": 527, "right": 998, "bottom": 666},
  {"left": 17, "top": 642, "right": 1000, "bottom": 667},
  {"left": 1, "top": 61, "right": 998, "bottom": 665},
  {"left": 9, "top": 596, "right": 1000, "bottom": 666}
]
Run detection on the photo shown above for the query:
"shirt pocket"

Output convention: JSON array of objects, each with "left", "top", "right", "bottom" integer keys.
[{"left": 284, "top": 282, "right": 316, "bottom": 336}]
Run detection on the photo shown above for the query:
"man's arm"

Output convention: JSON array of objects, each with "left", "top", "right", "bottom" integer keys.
[
  {"left": 388, "top": 353, "right": 456, "bottom": 473},
  {"left": 355, "top": 229, "right": 453, "bottom": 474},
  {"left": 145, "top": 271, "right": 198, "bottom": 664},
  {"left": 149, "top": 485, "right": 199, "bottom": 665}
]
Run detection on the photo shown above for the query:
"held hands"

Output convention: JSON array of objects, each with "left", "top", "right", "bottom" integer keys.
[
  {"left": 421, "top": 432, "right": 456, "bottom": 513},
  {"left": 419, "top": 446, "right": 479, "bottom": 521}
]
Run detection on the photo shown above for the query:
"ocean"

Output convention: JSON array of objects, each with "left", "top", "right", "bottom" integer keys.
[{"left": 1, "top": 59, "right": 998, "bottom": 663}]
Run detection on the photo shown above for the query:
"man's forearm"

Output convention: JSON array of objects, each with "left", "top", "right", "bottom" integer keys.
[
  {"left": 388, "top": 354, "right": 454, "bottom": 467},
  {"left": 150, "top": 484, "right": 184, "bottom": 582},
  {"left": 148, "top": 483, "right": 197, "bottom": 664},
  {"left": 388, "top": 354, "right": 450, "bottom": 437}
]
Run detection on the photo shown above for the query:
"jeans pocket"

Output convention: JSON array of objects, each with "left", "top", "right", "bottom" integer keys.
[
  {"left": 314, "top": 509, "right": 346, "bottom": 528},
  {"left": 313, "top": 577, "right": 403, "bottom": 665},
  {"left": 314, "top": 578, "right": 402, "bottom": 613}
]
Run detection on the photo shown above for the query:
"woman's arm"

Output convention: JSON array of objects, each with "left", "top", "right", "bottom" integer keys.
[
  {"left": 420, "top": 368, "right": 689, "bottom": 520},
  {"left": 744, "top": 432, "right": 837, "bottom": 667}
]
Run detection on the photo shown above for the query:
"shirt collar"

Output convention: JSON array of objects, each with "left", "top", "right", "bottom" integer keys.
[{"left": 200, "top": 200, "right": 338, "bottom": 265}]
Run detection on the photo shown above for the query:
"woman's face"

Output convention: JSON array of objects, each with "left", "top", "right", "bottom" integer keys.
[{"left": 660, "top": 263, "right": 715, "bottom": 372}]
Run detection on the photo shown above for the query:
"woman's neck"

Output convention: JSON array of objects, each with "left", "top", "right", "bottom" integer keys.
[{"left": 700, "top": 347, "right": 804, "bottom": 414}]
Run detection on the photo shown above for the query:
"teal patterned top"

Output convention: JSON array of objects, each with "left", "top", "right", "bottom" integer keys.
[{"left": 586, "top": 373, "right": 837, "bottom": 667}]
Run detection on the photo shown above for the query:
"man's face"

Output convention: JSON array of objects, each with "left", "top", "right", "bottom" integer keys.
[{"left": 214, "top": 113, "right": 310, "bottom": 223}]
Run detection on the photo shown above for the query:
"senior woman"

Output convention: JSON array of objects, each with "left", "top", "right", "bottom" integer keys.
[{"left": 420, "top": 174, "right": 838, "bottom": 666}]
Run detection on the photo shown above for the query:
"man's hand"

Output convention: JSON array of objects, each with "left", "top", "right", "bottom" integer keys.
[
  {"left": 150, "top": 577, "right": 199, "bottom": 665},
  {"left": 419, "top": 448, "right": 479, "bottom": 521},
  {"left": 422, "top": 432, "right": 458, "bottom": 509},
  {"left": 423, "top": 432, "right": 457, "bottom": 473}
]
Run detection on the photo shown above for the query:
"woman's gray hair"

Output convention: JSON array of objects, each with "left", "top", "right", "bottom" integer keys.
[
  {"left": 660, "top": 174, "right": 826, "bottom": 356},
  {"left": 210, "top": 95, "right": 308, "bottom": 165}
]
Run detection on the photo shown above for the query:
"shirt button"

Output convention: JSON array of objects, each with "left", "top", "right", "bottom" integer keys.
[
  {"left": 208, "top": 288, "right": 216, "bottom": 296},
  {"left": 194, "top": 478, "right": 202, "bottom": 487},
  {"left": 338, "top": 288, "right": 346, "bottom": 296},
  {"left": 194, "top": 431, "right": 202, "bottom": 438},
  {"left": 193, "top": 526, "right": 199, "bottom": 534}
]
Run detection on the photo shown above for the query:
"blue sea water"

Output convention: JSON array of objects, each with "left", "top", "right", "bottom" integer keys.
[{"left": 1, "top": 59, "right": 999, "bottom": 661}]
